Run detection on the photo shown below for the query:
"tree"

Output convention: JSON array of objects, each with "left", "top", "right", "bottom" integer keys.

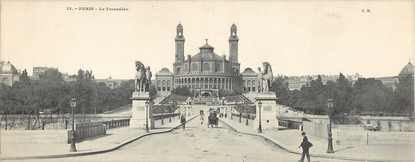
[
  {"left": 394, "top": 74, "right": 414, "bottom": 113},
  {"left": 19, "top": 69, "right": 30, "bottom": 84},
  {"left": 37, "top": 69, "right": 65, "bottom": 114},
  {"left": 351, "top": 78, "right": 394, "bottom": 114},
  {"left": 171, "top": 86, "right": 191, "bottom": 96},
  {"left": 335, "top": 73, "right": 353, "bottom": 114},
  {"left": 270, "top": 76, "right": 289, "bottom": 99}
]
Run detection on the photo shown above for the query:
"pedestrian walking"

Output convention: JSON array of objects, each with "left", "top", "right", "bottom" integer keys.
[
  {"left": 180, "top": 115, "right": 186, "bottom": 131},
  {"left": 298, "top": 132, "right": 312, "bottom": 162},
  {"left": 200, "top": 115, "right": 204, "bottom": 124}
]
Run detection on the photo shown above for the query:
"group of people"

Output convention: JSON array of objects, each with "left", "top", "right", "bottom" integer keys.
[{"left": 199, "top": 110, "right": 220, "bottom": 128}]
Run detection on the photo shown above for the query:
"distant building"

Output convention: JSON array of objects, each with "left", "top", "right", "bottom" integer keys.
[
  {"left": 376, "top": 76, "right": 398, "bottom": 91},
  {"left": 0, "top": 60, "right": 20, "bottom": 86},
  {"left": 155, "top": 68, "right": 173, "bottom": 92},
  {"left": 32, "top": 66, "right": 58, "bottom": 78},
  {"left": 375, "top": 61, "right": 414, "bottom": 91},
  {"left": 398, "top": 61, "right": 414, "bottom": 77},
  {"left": 240, "top": 68, "right": 257, "bottom": 92},
  {"left": 94, "top": 76, "right": 125, "bottom": 89},
  {"left": 283, "top": 62, "right": 413, "bottom": 91}
]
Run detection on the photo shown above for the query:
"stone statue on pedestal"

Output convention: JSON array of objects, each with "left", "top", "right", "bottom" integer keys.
[
  {"left": 145, "top": 66, "right": 152, "bottom": 92},
  {"left": 257, "top": 67, "right": 264, "bottom": 92},
  {"left": 134, "top": 61, "right": 148, "bottom": 92},
  {"left": 257, "top": 62, "right": 274, "bottom": 93}
]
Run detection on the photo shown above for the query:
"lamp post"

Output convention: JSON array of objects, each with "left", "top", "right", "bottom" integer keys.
[
  {"left": 169, "top": 101, "right": 173, "bottom": 123},
  {"left": 145, "top": 101, "right": 149, "bottom": 133},
  {"left": 245, "top": 110, "right": 249, "bottom": 126},
  {"left": 161, "top": 104, "right": 164, "bottom": 125},
  {"left": 238, "top": 101, "right": 242, "bottom": 123},
  {"left": 258, "top": 101, "right": 263, "bottom": 133},
  {"left": 327, "top": 99, "right": 334, "bottom": 153},
  {"left": 69, "top": 98, "right": 77, "bottom": 152},
  {"left": 231, "top": 105, "right": 233, "bottom": 120},
  {"left": 243, "top": 101, "right": 248, "bottom": 126}
]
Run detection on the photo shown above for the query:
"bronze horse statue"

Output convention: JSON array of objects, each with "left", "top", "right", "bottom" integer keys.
[{"left": 135, "top": 61, "right": 147, "bottom": 92}]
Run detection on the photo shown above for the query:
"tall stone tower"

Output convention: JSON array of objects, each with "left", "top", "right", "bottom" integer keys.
[
  {"left": 175, "top": 23, "right": 185, "bottom": 62},
  {"left": 229, "top": 23, "right": 240, "bottom": 73},
  {"left": 174, "top": 23, "right": 185, "bottom": 74}
]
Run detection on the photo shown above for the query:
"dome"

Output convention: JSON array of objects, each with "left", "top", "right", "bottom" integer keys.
[
  {"left": 189, "top": 42, "right": 223, "bottom": 61},
  {"left": 177, "top": 23, "right": 183, "bottom": 30},
  {"left": 199, "top": 43, "right": 214, "bottom": 50},
  {"left": 399, "top": 62, "right": 414, "bottom": 76},
  {"left": 241, "top": 67, "right": 257, "bottom": 76},
  {"left": 191, "top": 52, "right": 223, "bottom": 61},
  {"left": 156, "top": 68, "right": 173, "bottom": 76},
  {"left": 231, "top": 23, "right": 237, "bottom": 30},
  {"left": 2, "top": 61, "right": 18, "bottom": 74}
]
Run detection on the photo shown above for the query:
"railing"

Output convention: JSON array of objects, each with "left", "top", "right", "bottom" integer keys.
[
  {"left": 71, "top": 122, "right": 106, "bottom": 143},
  {"left": 102, "top": 119, "right": 130, "bottom": 129},
  {"left": 279, "top": 120, "right": 302, "bottom": 129},
  {"left": 231, "top": 113, "right": 256, "bottom": 120},
  {"left": 152, "top": 113, "right": 180, "bottom": 120}
]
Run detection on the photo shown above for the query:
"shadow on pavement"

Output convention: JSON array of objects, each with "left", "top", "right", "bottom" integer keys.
[
  {"left": 277, "top": 127, "right": 291, "bottom": 131},
  {"left": 334, "top": 146, "right": 354, "bottom": 153},
  {"left": 78, "top": 134, "right": 114, "bottom": 143}
]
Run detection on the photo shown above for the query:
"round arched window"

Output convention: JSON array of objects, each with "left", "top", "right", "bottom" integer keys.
[
  {"left": 203, "top": 63, "right": 210, "bottom": 71},
  {"left": 192, "top": 63, "right": 198, "bottom": 71}
]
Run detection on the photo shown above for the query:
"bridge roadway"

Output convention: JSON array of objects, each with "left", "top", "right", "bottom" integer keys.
[{"left": 11, "top": 106, "right": 348, "bottom": 162}]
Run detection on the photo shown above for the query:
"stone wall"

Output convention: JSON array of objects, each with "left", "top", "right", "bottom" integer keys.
[
  {"left": 302, "top": 120, "right": 329, "bottom": 139},
  {"left": 72, "top": 122, "right": 106, "bottom": 143},
  {"left": 335, "top": 131, "right": 415, "bottom": 145},
  {"left": 1, "top": 130, "right": 69, "bottom": 144}
]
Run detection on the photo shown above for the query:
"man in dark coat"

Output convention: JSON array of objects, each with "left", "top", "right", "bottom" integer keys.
[
  {"left": 298, "top": 132, "right": 311, "bottom": 162},
  {"left": 180, "top": 115, "right": 186, "bottom": 131}
]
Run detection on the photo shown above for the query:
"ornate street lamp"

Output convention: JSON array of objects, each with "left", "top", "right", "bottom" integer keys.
[
  {"left": 238, "top": 101, "right": 242, "bottom": 123},
  {"left": 243, "top": 101, "right": 248, "bottom": 126},
  {"left": 327, "top": 99, "right": 334, "bottom": 153},
  {"left": 231, "top": 105, "right": 233, "bottom": 120},
  {"left": 161, "top": 104, "right": 164, "bottom": 125},
  {"left": 169, "top": 101, "right": 173, "bottom": 123},
  {"left": 69, "top": 98, "right": 77, "bottom": 152},
  {"left": 258, "top": 101, "right": 263, "bottom": 133},
  {"left": 145, "top": 101, "right": 149, "bottom": 133}
]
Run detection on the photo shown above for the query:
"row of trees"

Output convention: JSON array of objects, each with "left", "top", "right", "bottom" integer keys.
[
  {"left": 0, "top": 69, "right": 143, "bottom": 115},
  {"left": 9, "top": 68, "right": 408, "bottom": 116},
  {"left": 272, "top": 73, "right": 414, "bottom": 115}
]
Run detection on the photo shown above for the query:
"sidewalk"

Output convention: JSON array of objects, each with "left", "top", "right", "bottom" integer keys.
[
  {"left": 220, "top": 117, "right": 415, "bottom": 161},
  {"left": 1, "top": 115, "right": 197, "bottom": 160}
]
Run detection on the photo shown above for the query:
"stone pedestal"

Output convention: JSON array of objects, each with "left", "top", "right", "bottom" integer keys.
[
  {"left": 254, "top": 92, "right": 279, "bottom": 131},
  {"left": 130, "top": 91, "right": 152, "bottom": 129}
]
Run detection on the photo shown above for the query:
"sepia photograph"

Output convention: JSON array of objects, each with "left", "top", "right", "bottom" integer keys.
[{"left": 0, "top": 0, "right": 414, "bottom": 161}]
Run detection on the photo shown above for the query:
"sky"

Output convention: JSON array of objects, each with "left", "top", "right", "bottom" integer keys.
[{"left": 1, "top": 0, "right": 414, "bottom": 79}]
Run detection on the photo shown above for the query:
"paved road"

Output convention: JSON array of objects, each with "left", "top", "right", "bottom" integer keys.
[
  {"left": 6, "top": 106, "right": 352, "bottom": 162},
  {"left": 11, "top": 114, "right": 350, "bottom": 162}
]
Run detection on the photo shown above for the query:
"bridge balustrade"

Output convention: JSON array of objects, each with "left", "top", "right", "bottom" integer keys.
[{"left": 103, "top": 119, "right": 130, "bottom": 129}]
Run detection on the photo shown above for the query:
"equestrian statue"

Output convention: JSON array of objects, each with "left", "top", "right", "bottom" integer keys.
[{"left": 134, "top": 61, "right": 152, "bottom": 92}]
